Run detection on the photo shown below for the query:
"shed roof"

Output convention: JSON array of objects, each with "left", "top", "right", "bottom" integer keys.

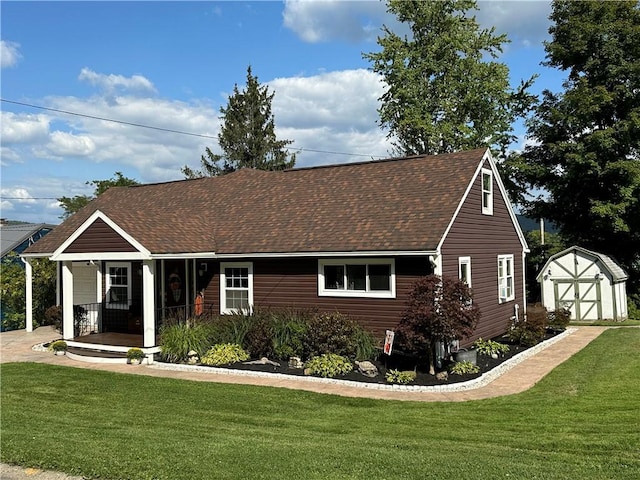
[
  {"left": 25, "top": 148, "right": 492, "bottom": 257},
  {"left": 537, "top": 245, "right": 628, "bottom": 282}
]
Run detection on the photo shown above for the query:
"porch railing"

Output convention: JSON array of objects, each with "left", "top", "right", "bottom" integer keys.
[{"left": 68, "top": 300, "right": 219, "bottom": 336}]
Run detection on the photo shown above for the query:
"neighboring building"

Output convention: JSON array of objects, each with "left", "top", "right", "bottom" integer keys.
[
  {"left": 537, "top": 246, "right": 628, "bottom": 321},
  {"left": 22, "top": 148, "right": 528, "bottom": 360},
  {"left": 1, "top": 221, "right": 55, "bottom": 261}
]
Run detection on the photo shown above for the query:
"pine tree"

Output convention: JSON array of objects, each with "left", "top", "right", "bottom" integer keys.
[{"left": 183, "top": 66, "right": 296, "bottom": 178}]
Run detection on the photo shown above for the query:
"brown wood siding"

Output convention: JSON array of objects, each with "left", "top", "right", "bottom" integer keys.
[
  {"left": 64, "top": 218, "right": 138, "bottom": 254},
  {"left": 441, "top": 159, "right": 525, "bottom": 345},
  {"left": 200, "top": 257, "right": 433, "bottom": 337}
]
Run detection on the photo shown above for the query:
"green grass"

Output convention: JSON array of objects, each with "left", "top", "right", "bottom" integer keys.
[
  {"left": 571, "top": 319, "right": 640, "bottom": 326},
  {"left": 2, "top": 328, "right": 640, "bottom": 480}
]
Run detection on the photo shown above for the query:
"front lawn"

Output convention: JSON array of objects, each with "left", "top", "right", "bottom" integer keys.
[{"left": 2, "top": 328, "right": 639, "bottom": 480}]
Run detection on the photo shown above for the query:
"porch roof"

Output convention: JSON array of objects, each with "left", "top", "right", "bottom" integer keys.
[{"left": 25, "top": 148, "right": 488, "bottom": 257}]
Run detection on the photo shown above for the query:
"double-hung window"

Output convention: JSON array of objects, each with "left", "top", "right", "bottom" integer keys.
[
  {"left": 497, "top": 255, "right": 514, "bottom": 303},
  {"left": 458, "top": 256, "right": 472, "bottom": 287},
  {"left": 220, "top": 262, "right": 253, "bottom": 314},
  {"left": 318, "top": 259, "right": 395, "bottom": 298},
  {"left": 481, "top": 168, "right": 493, "bottom": 215},
  {"left": 105, "top": 262, "right": 131, "bottom": 309}
]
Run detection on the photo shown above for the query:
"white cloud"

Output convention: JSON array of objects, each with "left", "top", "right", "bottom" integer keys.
[
  {"left": 283, "top": 0, "right": 551, "bottom": 49},
  {"left": 78, "top": 68, "right": 157, "bottom": 95},
  {"left": 45, "top": 131, "right": 97, "bottom": 157},
  {"left": 283, "top": 0, "right": 389, "bottom": 43},
  {"left": 477, "top": 1, "right": 552, "bottom": 47},
  {"left": 1, "top": 112, "right": 51, "bottom": 144},
  {"left": 0, "top": 40, "right": 22, "bottom": 68}
]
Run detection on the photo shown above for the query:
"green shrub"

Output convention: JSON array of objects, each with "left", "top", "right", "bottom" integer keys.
[
  {"left": 44, "top": 305, "right": 62, "bottom": 331},
  {"left": 547, "top": 307, "right": 571, "bottom": 330},
  {"left": 272, "top": 312, "right": 308, "bottom": 360},
  {"left": 209, "top": 311, "right": 255, "bottom": 345},
  {"left": 302, "top": 312, "right": 363, "bottom": 360},
  {"left": 304, "top": 354, "right": 353, "bottom": 378},
  {"left": 508, "top": 307, "right": 547, "bottom": 346},
  {"left": 449, "top": 361, "right": 480, "bottom": 375},
  {"left": 627, "top": 294, "right": 640, "bottom": 320},
  {"left": 244, "top": 311, "right": 275, "bottom": 358},
  {"left": 353, "top": 328, "right": 378, "bottom": 361},
  {"left": 385, "top": 369, "right": 416, "bottom": 384},
  {"left": 201, "top": 343, "right": 249, "bottom": 366},
  {"left": 126, "top": 348, "right": 145, "bottom": 361},
  {"left": 159, "top": 322, "right": 212, "bottom": 363},
  {"left": 49, "top": 340, "right": 67, "bottom": 352},
  {"left": 473, "top": 338, "right": 510, "bottom": 356}
]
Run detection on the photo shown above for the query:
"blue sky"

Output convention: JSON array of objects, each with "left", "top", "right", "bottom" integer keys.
[{"left": 1, "top": 1, "right": 563, "bottom": 224}]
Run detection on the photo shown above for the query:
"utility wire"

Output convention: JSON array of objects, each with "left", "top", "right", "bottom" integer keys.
[{"left": 1, "top": 98, "right": 381, "bottom": 159}]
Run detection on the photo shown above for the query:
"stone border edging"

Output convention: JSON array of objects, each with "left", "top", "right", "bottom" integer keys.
[{"left": 149, "top": 328, "right": 576, "bottom": 393}]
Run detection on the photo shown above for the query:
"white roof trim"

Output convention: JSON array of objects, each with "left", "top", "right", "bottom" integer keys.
[
  {"left": 51, "top": 210, "right": 150, "bottom": 261},
  {"left": 536, "top": 245, "right": 628, "bottom": 282},
  {"left": 437, "top": 148, "right": 529, "bottom": 253},
  {"left": 212, "top": 250, "right": 438, "bottom": 259}
]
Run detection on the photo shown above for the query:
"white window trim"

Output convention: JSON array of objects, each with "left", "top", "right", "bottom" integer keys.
[
  {"left": 458, "top": 256, "right": 472, "bottom": 287},
  {"left": 105, "top": 262, "right": 132, "bottom": 309},
  {"left": 481, "top": 168, "right": 493, "bottom": 215},
  {"left": 318, "top": 258, "right": 396, "bottom": 299},
  {"left": 497, "top": 254, "right": 515, "bottom": 303},
  {"left": 220, "top": 262, "right": 253, "bottom": 314}
]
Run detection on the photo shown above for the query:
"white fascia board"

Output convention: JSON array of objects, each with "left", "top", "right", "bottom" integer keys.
[
  {"left": 53, "top": 252, "right": 151, "bottom": 261},
  {"left": 436, "top": 148, "right": 529, "bottom": 253},
  {"left": 151, "top": 252, "right": 217, "bottom": 259},
  {"left": 213, "top": 250, "right": 438, "bottom": 259},
  {"left": 51, "top": 210, "right": 150, "bottom": 261},
  {"left": 484, "top": 150, "right": 530, "bottom": 253},
  {"left": 20, "top": 252, "right": 54, "bottom": 259}
]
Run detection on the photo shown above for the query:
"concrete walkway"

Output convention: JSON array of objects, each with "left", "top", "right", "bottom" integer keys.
[{"left": 0, "top": 325, "right": 608, "bottom": 401}]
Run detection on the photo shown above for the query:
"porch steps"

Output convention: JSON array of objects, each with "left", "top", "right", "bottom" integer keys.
[{"left": 66, "top": 346, "right": 130, "bottom": 365}]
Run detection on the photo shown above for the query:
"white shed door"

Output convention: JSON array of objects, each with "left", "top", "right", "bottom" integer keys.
[{"left": 555, "top": 280, "right": 602, "bottom": 321}]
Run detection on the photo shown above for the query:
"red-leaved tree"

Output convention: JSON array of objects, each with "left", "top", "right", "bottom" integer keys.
[{"left": 397, "top": 275, "right": 480, "bottom": 374}]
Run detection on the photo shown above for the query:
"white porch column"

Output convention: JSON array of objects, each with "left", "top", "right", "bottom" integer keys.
[
  {"left": 23, "top": 258, "right": 33, "bottom": 332},
  {"left": 142, "top": 260, "right": 156, "bottom": 348},
  {"left": 62, "top": 261, "right": 74, "bottom": 340}
]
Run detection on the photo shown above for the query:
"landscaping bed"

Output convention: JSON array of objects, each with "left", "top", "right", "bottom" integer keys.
[{"left": 158, "top": 330, "right": 562, "bottom": 387}]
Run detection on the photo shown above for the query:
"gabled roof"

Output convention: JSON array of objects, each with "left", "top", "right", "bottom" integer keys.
[
  {"left": 537, "top": 245, "right": 628, "bottom": 282},
  {"left": 25, "top": 148, "right": 498, "bottom": 257},
  {"left": 1, "top": 223, "right": 55, "bottom": 257}
]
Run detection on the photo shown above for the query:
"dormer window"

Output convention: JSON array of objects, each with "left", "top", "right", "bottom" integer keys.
[{"left": 481, "top": 168, "right": 493, "bottom": 215}]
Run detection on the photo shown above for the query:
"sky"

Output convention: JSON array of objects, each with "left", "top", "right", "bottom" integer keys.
[{"left": 1, "top": 0, "right": 565, "bottom": 224}]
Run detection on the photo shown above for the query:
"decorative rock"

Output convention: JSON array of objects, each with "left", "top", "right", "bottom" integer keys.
[
  {"left": 187, "top": 350, "right": 199, "bottom": 365},
  {"left": 243, "top": 357, "right": 281, "bottom": 367},
  {"left": 355, "top": 360, "right": 379, "bottom": 378},
  {"left": 288, "top": 356, "right": 304, "bottom": 369},
  {"left": 436, "top": 371, "right": 449, "bottom": 381}
]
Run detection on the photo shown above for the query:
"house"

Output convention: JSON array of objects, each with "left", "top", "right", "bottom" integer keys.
[
  {"left": 537, "top": 246, "right": 628, "bottom": 321},
  {"left": 22, "top": 147, "right": 528, "bottom": 361},
  {"left": 1, "top": 221, "right": 55, "bottom": 261}
]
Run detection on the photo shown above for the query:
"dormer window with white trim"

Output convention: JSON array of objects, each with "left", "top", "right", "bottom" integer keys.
[{"left": 481, "top": 168, "right": 493, "bottom": 215}]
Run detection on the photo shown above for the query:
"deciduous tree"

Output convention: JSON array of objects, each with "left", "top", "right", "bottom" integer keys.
[
  {"left": 57, "top": 172, "right": 139, "bottom": 219},
  {"left": 509, "top": 0, "right": 640, "bottom": 296},
  {"left": 396, "top": 275, "right": 479, "bottom": 375},
  {"left": 364, "top": 0, "right": 534, "bottom": 156}
]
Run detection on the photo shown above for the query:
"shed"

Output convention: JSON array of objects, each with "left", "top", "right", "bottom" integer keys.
[{"left": 537, "top": 246, "right": 628, "bottom": 321}]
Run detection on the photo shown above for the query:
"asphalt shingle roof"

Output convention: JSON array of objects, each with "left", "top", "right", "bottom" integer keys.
[{"left": 25, "top": 148, "right": 488, "bottom": 256}]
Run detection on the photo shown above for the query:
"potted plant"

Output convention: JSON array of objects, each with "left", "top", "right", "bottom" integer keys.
[
  {"left": 50, "top": 340, "right": 67, "bottom": 355},
  {"left": 127, "top": 347, "right": 145, "bottom": 365}
]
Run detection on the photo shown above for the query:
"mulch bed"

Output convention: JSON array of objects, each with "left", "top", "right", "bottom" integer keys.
[{"left": 167, "top": 330, "right": 562, "bottom": 387}]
